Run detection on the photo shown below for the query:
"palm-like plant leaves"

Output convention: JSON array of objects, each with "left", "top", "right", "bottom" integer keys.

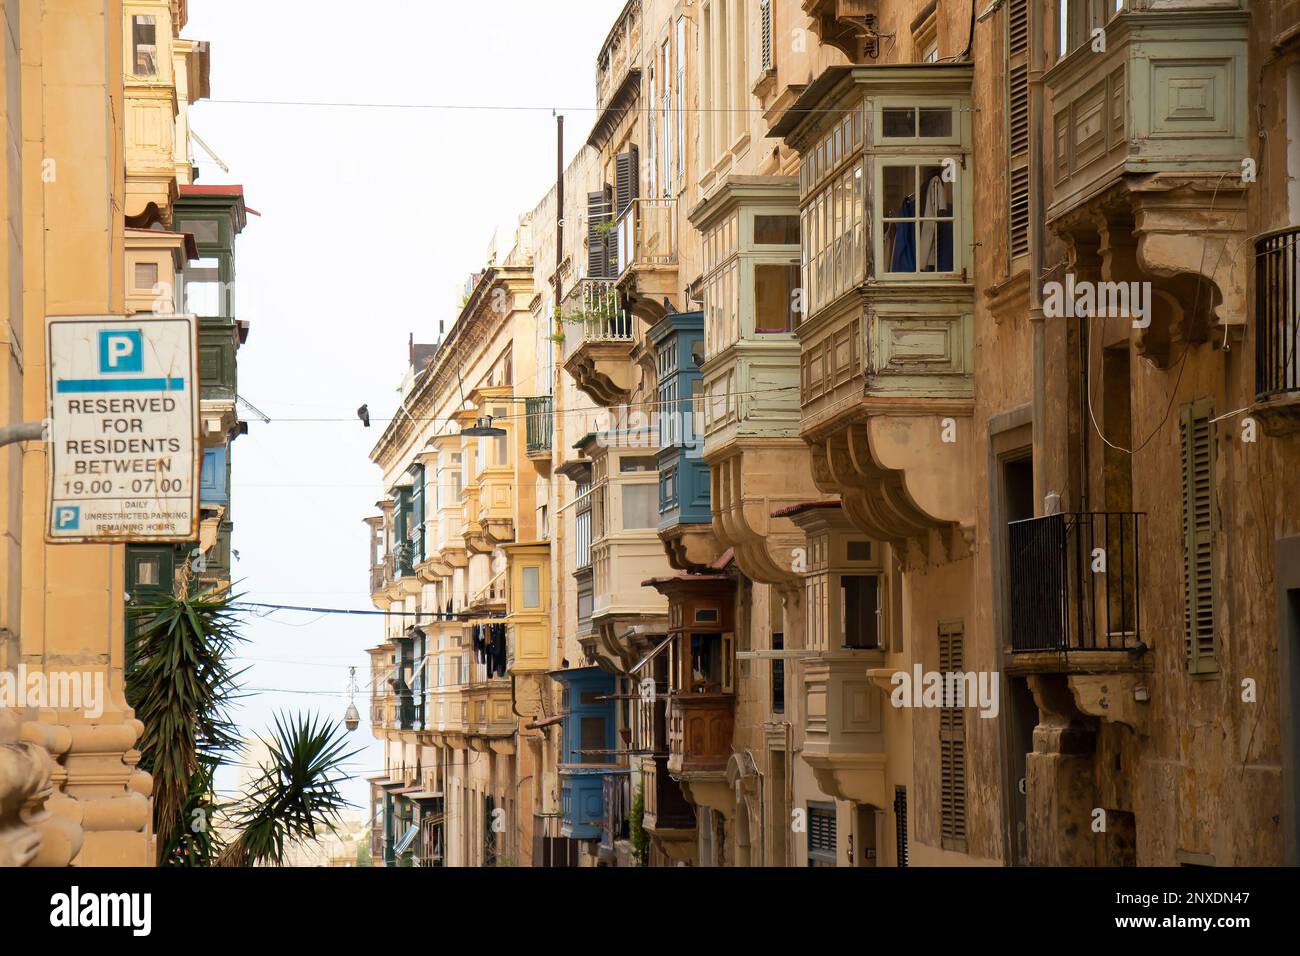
[
  {"left": 217, "top": 713, "right": 359, "bottom": 867},
  {"left": 126, "top": 588, "right": 246, "bottom": 864}
]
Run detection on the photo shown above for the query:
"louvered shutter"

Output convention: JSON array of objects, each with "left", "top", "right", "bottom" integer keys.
[
  {"left": 587, "top": 185, "right": 613, "bottom": 278},
  {"left": 938, "top": 620, "right": 968, "bottom": 852},
  {"left": 807, "top": 803, "right": 836, "bottom": 864},
  {"left": 615, "top": 145, "right": 640, "bottom": 215},
  {"left": 1006, "top": 0, "right": 1030, "bottom": 261},
  {"left": 760, "top": 0, "right": 773, "bottom": 72},
  {"left": 894, "top": 786, "right": 909, "bottom": 867},
  {"left": 1180, "top": 399, "right": 1217, "bottom": 674}
]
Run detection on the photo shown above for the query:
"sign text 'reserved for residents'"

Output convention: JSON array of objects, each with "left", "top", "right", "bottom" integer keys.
[{"left": 46, "top": 315, "right": 199, "bottom": 543}]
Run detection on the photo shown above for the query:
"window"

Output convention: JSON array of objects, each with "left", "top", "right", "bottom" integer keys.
[
  {"left": 132, "top": 15, "right": 158, "bottom": 76},
  {"left": 807, "top": 803, "right": 836, "bottom": 866},
  {"left": 675, "top": 18, "right": 686, "bottom": 180},
  {"left": 912, "top": 5, "right": 938, "bottom": 63},
  {"left": 1180, "top": 398, "right": 1217, "bottom": 675},
  {"left": 522, "top": 566, "right": 540, "bottom": 609},
  {"left": 1057, "top": 0, "right": 1119, "bottom": 61},
  {"left": 938, "top": 621, "right": 967, "bottom": 852},
  {"left": 754, "top": 263, "right": 801, "bottom": 333},
  {"left": 800, "top": 112, "right": 865, "bottom": 317},
  {"left": 134, "top": 261, "right": 159, "bottom": 292},
  {"left": 754, "top": 215, "right": 799, "bottom": 245},
  {"left": 881, "top": 164, "right": 955, "bottom": 274},
  {"left": 579, "top": 717, "right": 606, "bottom": 758},
  {"left": 689, "top": 633, "right": 723, "bottom": 690},
  {"left": 575, "top": 480, "right": 592, "bottom": 569},
  {"left": 621, "top": 484, "right": 657, "bottom": 529},
  {"left": 619, "top": 455, "right": 657, "bottom": 473},
  {"left": 183, "top": 257, "right": 222, "bottom": 316},
  {"left": 841, "top": 575, "right": 880, "bottom": 649},
  {"left": 661, "top": 37, "right": 672, "bottom": 196}
]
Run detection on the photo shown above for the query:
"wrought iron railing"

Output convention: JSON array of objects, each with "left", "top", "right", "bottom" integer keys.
[
  {"left": 1008, "top": 512, "right": 1143, "bottom": 652},
  {"left": 616, "top": 197, "right": 677, "bottom": 276},
  {"left": 525, "top": 395, "right": 553, "bottom": 454},
  {"left": 564, "top": 277, "right": 633, "bottom": 347},
  {"left": 1256, "top": 225, "right": 1300, "bottom": 399}
]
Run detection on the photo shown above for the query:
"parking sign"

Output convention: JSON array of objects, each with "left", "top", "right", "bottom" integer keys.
[{"left": 46, "top": 315, "right": 199, "bottom": 543}]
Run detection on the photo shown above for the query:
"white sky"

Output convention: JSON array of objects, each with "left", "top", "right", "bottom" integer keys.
[{"left": 184, "top": 0, "right": 626, "bottom": 810}]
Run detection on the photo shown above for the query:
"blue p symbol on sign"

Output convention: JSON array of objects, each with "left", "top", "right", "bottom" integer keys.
[
  {"left": 99, "top": 329, "right": 143, "bottom": 373},
  {"left": 54, "top": 506, "right": 80, "bottom": 530}
]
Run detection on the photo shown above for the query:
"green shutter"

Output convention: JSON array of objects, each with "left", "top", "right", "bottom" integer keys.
[
  {"left": 1180, "top": 399, "right": 1217, "bottom": 674},
  {"left": 1006, "top": 0, "right": 1030, "bottom": 261},
  {"left": 938, "top": 620, "right": 967, "bottom": 852}
]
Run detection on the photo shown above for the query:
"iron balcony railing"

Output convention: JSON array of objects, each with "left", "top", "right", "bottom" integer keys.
[
  {"left": 525, "top": 395, "right": 553, "bottom": 454},
  {"left": 564, "top": 277, "right": 634, "bottom": 348},
  {"left": 1256, "top": 224, "right": 1300, "bottom": 400},
  {"left": 616, "top": 197, "right": 677, "bottom": 276},
  {"left": 1008, "top": 512, "right": 1143, "bottom": 653}
]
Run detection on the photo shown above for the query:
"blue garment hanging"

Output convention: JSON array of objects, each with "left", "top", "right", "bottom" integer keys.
[{"left": 890, "top": 195, "right": 916, "bottom": 272}]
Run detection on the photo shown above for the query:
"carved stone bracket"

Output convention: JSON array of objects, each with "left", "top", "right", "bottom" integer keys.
[{"left": 808, "top": 411, "right": 974, "bottom": 569}]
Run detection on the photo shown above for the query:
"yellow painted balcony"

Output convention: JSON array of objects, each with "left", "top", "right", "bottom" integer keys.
[
  {"left": 465, "top": 682, "right": 516, "bottom": 738},
  {"left": 469, "top": 570, "right": 507, "bottom": 614},
  {"left": 503, "top": 543, "right": 550, "bottom": 673}
]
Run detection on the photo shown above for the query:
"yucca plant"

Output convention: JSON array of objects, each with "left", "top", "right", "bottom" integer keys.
[
  {"left": 217, "top": 713, "right": 358, "bottom": 867},
  {"left": 127, "top": 587, "right": 245, "bottom": 865},
  {"left": 129, "top": 587, "right": 359, "bottom": 867}
]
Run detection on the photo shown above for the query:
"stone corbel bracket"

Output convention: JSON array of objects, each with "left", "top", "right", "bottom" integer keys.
[
  {"left": 1067, "top": 673, "right": 1149, "bottom": 735},
  {"left": 809, "top": 409, "right": 975, "bottom": 569}
]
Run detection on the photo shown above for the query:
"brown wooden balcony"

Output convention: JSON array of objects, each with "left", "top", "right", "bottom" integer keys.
[
  {"left": 666, "top": 693, "right": 734, "bottom": 777},
  {"left": 641, "top": 754, "right": 695, "bottom": 835}
]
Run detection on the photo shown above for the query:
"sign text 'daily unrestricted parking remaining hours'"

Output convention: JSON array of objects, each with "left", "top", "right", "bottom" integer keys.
[{"left": 46, "top": 316, "right": 199, "bottom": 543}]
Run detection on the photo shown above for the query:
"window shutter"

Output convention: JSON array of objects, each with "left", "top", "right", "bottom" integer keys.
[
  {"left": 893, "top": 786, "right": 909, "bottom": 867},
  {"left": 807, "top": 802, "right": 836, "bottom": 864},
  {"left": 1006, "top": 0, "right": 1030, "bottom": 261},
  {"left": 1181, "top": 399, "right": 1217, "bottom": 674},
  {"left": 722, "top": 631, "right": 735, "bottom": 693},
  {"left": 760, "top": 0, "right": 773, "bottom": 72},
  {"left": 615, "top": 145, "right": 640, "bottom": 216},
  {"left": 938, "top": 620, "right": 967, "bottom": 852},
  {"left": 586, "top": 185, "right": 613, "bottom": 278}
]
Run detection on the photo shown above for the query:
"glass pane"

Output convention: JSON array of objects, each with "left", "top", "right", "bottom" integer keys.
[
  {"left": 882, "top": 108, "right": 915, "bottom": 137},
  {"left": 919, "top": 108, "right": 953, "bottom": 137},
  {"left": 754, "top": 215, "right": 800, "bottom": 245},
  {"left": 755, "top": 263, "right": 798, "bottom": 333},
  {"left": 522, "top": 566, "right": 540, "bottom": 608},
  {"left": 621, "top": 484, "right": 657, "bottom": 529}
]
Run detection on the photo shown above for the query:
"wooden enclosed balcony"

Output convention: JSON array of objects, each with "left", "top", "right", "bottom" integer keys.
[
  {"left": 666, "top": 693, "right": 734, "bottom": 777},
  {"left": 802, "top": 650, "right": 889, "bottom": 807},
  {"left": 1044, "top": 6, "right": 1249, "bottom": 223}
]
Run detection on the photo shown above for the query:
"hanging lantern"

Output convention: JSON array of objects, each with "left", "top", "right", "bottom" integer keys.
[{"left": 343, "top": 666, "right": 361, "bottom": 732}]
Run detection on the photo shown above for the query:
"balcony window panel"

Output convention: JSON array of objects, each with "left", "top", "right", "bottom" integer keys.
[
  {"left": 132, "top": 15, "right": 158, "bottom": 76},
  {"left": 522, "top": 566, "right": 541, "bottom": 609},
  {"left": 880, "top": 163, "right": 955, "bottom": 275},
  {"left": 754, "top": 263, "right": 801, "bottom": 333},
  {"left": 689, "top": 633, "right": 723, "bottom": 691},
  {"left": 621, "top": 483, "right": 657, "bottom": 530},
  {"left": 841, "top": 574, "right": 881, "bottom": 649},
  {"left": 755, "top": 214, "right": 800, "bottom": 245},
  {"left": 183, "top": 258, "right": 221, "bottom": 317}
]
